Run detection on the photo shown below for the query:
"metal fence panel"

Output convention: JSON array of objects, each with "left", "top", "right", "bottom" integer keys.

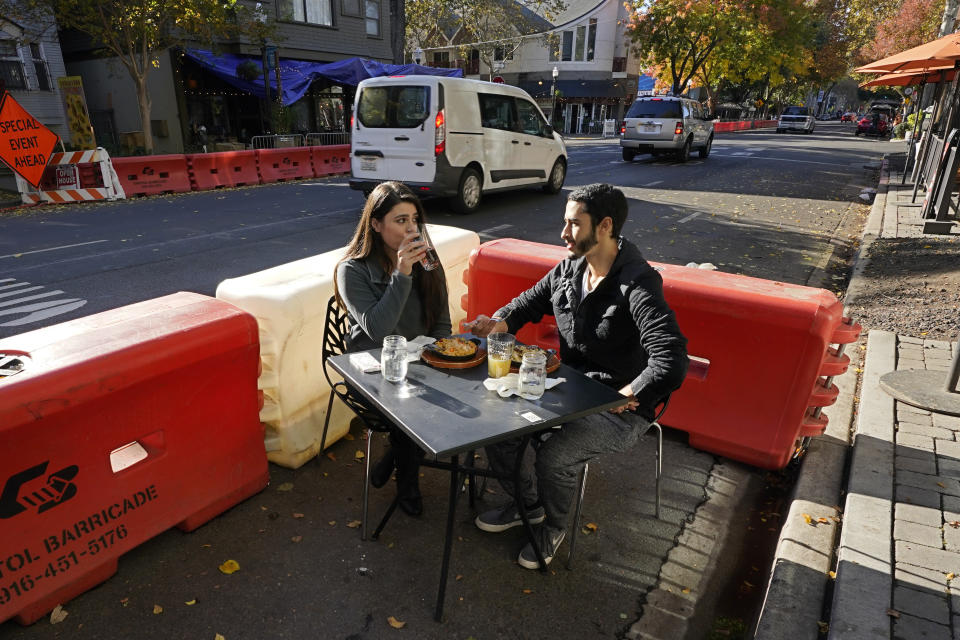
[
  {"left": 251, "top": 134, "right": 305, "bottom": 149},
  {"left": 306, "top": 132, "right": 351, "bottom": 146}
]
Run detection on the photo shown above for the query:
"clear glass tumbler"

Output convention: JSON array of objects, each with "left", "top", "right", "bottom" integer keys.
[
  {"left": 381, "top": 335, "right": 408, "bottom": 383},
  {"left": 486, "top": 332, "right": 515, "bottom": 379},
  {"left": 519, "top": 351, "right": 547, "bottom": 399}
]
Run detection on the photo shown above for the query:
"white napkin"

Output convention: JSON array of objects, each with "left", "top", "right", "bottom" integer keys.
[
  {"left": 408, "top": 335, "right": 436, "bottom": 360},
  {"left": 349, "top": 336, "right": 435, "bottom": 373},
  {"left": 483, "top": 373, "right": 566, "bottom": 398}
]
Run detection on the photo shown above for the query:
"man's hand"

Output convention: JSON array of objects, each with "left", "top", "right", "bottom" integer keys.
[
  {"left": 610, "top": 384, "right": 639, "bottom": 414},
  {"left": 463, "top": 314, "right": 507, "bottom": 337}
]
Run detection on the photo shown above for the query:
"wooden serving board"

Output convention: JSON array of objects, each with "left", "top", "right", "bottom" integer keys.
[{"left": 422, "top": 348, "right": 487, "bottom": 370}]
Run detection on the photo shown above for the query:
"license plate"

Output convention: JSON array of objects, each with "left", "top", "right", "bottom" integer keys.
[
  {"left": 642, "top": 124, "right": 658, "bottom": 133},
  {"left": 360, "top": 157, "right": 378, "bottom": 172}
]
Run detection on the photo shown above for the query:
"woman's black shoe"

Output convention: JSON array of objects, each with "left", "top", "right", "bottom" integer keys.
[
  {"left": 397, "top": 485, "right": 423, "bottom": 516},
  {"left": 370, "top": 449, "right": 396, "bottom": 489}
]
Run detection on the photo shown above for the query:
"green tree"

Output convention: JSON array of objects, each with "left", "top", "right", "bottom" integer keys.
[{"left": 3, "top": 0, "right": 268, "bottom": 153}]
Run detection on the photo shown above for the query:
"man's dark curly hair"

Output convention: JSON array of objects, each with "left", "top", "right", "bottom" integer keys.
[{"left": 567, "top": 183, "right": 628, "bottom": 238}]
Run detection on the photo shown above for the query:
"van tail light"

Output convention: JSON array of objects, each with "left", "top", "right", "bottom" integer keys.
[
  {"left": 435, "top": 109, "right": 446, "bottom": 156},
  {"left": 351, "top": 115, "right": 355, "bottom": 130},
  {"left": 620, "top": 125, "right": 625, "bottom": 134},
  {"left": 674, "top": 121, "right": 683, "bottom": 135}
]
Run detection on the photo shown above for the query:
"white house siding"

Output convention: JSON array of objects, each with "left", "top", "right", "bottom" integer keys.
[
  {"left": 0, "top": 29, "right": 69, "bottom": 143},
  {"left": 65, "top": 51, "right": 183, "bottom": 154}
]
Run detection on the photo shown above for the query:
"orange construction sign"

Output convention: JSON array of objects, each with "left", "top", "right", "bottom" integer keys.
[{"left": 0, "top": 92, "right": 60, "bottom": 188}]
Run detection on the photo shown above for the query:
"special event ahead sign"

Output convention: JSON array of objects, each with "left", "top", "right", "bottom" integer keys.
[{"left": 0, "top": 92, "right": 59, "bottom": 188}]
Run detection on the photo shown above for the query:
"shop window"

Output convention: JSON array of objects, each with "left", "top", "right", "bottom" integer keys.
[
  {"left": 561, "top": 31, "right": 572, "bottom": 62},
  {"left": 432, "top": 51, "right": 450, "bottom": 67},
  {"left": 0, "top": 40, "right": 25, "bottom": 90},
  {"left": 365, "top": 0, "right": 380, "bottom": 36},
  {"left": 279, "top": 0, "right": 333, "bottom": 26},
  {"left": 30, "top": 44, "right": 51, "bottom": 91},
  {"left": 493, "top": 46, "right": 513, "bottom": 62},
  {"left": 575, "top": 25, "right": 585, "bottom": 61},
  {"left": 587, "top": 18, "right": 596, "bottom": 61}
]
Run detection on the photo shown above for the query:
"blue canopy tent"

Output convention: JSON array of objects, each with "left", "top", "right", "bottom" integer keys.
[{"left": 184, "top": 49, "right": 464, "bottom": 106}]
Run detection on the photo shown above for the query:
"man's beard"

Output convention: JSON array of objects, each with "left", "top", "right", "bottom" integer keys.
[{"left": 568, "top": 227, "right": 598, "bottom": 257}]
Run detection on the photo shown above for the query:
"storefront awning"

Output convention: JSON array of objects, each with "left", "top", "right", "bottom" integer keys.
[{"left": 184, "top": 49, "right": 464, "bottom": 106}]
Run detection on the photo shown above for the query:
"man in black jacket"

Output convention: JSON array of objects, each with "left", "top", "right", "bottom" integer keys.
[{"left": 465, "top": 183, "right": 688, "bottom": 569}]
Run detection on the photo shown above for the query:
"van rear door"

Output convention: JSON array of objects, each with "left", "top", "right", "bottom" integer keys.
[{"left": 353, "top": 82, "right": 436, "bottom": 184}]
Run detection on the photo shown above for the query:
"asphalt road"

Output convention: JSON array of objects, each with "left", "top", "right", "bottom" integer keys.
[
  {"left": 0, "top": 121, "right": 886, "bottom": 339},
  {"left": 0, "top": 121, "right": 889, "bottom": 639}
]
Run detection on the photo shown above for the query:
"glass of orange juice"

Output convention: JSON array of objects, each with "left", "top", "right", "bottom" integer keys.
[{"left": 487, "top": 332, "right": 515, "bottom": 378}]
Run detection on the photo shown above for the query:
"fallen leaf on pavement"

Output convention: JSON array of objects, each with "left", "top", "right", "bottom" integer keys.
[
  {"left": 346, "top": 520, "right": 362, "bottom": 528},
  {"left": 277, "top": 482, "right": 294, "bottom": 492},
  {"left": 328, "top": 520, "right": 337, "bottom": 526},
  {"left": 120, "top": 598, "right": 129, "bottom": 607},
  {"left": 828, "top": 571, "right": 836, "bottom": 579},
  {"left": 293, "top": 513, "right": 305, "bottom": 519},
  {"left": 326, "top": 452, "right": 337, "bottom": 461},
  {"left": 817, "top": 621, "right": 829, "bottom": 633},
  {"left": 947, "top": 572, "right": 956, "bottom": 580},
  {"left": 455, "top": 574, "right": 463, "bottom": 581},
  {"left": 49, "top": 605, "right": 67, "bottom": 624},
  {"left": 185, "top": 599, "right": 197, "bottom": 606},
  {"left": 291, "top": 536, "right": 303, "bottom": 543},
  {"left": 387, "top": 616, "right": 406, "bottom": 629},
  {"left": 886, "top": 609, "right": 900, "bottom": 618},
  {"left": 816, "top": 517, "right": 829, "bottom": 524},
  {"left": 215, "top": 635, "right": 226, "bottom": 640},
  {"left": 218, "top": 560, "right": 240, "bottom": 575},
  {"left": 153, "top": 604, "right": 163, "bottom": 614},
  {"left": 521, "top": 588, "right": 533, "bottom": 594},
  {"left": 681, "top": 587, "right": 691, "bottom": 594},
  {"left": 585, "top": 522, "right": 598, "bottom": 532},
  {"left": 802, "top": 513, "right": 813, "bottom": 525},
  {"left": 938, "top": 482, "right": 947, "bottom": 489},
  {"left": 344, "top": 433, "right": 355, "bottom": 440},
  {"left": 355, "top": 450, "right": 365, "bottom": 461},
  {"left": 949, "top": 521, "right": 960, "bottom": 528}
]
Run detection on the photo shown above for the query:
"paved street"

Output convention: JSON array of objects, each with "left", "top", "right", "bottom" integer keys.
[
  {"left": 0, "top": 122, "right": 885, "bottom": 339},
  {"left": 0, "top": 122, "right": 892, "bottom": 639}
]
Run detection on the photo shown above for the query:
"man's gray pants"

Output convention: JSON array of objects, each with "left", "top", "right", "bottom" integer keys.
[{"left": 485, "top": 410, "right": 651, "bottom": 531}]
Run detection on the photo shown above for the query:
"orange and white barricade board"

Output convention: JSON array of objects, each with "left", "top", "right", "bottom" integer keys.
[{"left": 16, "top": 147, "right": 126, "bottom": 205}]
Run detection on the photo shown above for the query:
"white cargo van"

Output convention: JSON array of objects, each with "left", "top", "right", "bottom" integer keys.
[{"left": 349, "top": 76, "right": 567, "bottom": 214}]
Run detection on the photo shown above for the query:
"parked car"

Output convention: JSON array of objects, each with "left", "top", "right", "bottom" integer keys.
[
  {"left": 619, "top": 96, "right": 714, "bottom": 163},
  {"left": 349, "top": 76, "right": 567, "bottom": 214},
  {"left": 841, "top": 112, "right": 857, "bottom": 122},
  {"left": 777, "top": 106, "right": 816, "bottom": 134},
  {"left": 855, "top": 112, "right": 890, "bottom": 137}
]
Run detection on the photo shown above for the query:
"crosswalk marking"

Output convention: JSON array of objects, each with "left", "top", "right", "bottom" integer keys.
[{"left": 0, "top": 279, "right": 86, "bottom": 328}]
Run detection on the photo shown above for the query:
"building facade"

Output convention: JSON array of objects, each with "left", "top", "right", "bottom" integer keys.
[
  {"left": 410, "top": 0, "right": 646, "bottom": 134},
  {"left": 58, "top": 0, "right": 403, "bottom": 154}
]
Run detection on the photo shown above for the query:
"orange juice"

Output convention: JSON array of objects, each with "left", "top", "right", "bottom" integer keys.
[{"left": 488, "top": 355, "right": 511, "bottom": 378}]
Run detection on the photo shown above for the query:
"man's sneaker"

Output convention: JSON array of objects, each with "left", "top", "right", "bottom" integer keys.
[
  {"left": 518, "top": 526, "right": 566, "bottom": 569},
  {"left": 475, "top": 501, "right": 546, "bottom": 533}
]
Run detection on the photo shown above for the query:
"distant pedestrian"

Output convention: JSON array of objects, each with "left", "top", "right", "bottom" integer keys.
[{"left": 196, "top": 125, "right": 208, "bottom": 153}]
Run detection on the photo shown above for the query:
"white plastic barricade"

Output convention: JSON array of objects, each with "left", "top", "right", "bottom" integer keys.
[
  {"left": 216, "top": 225, "right": 480, "bottom": 469},
  {"left": 602, "top": 119, "right": 617, "bottom": 138},
  {"left": 16, "top": 147, "right": 126, "bottom": 204}
]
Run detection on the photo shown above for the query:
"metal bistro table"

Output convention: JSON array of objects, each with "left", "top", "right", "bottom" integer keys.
[{"left": 328, "top": 347, "right": 626, "bottom": 621}]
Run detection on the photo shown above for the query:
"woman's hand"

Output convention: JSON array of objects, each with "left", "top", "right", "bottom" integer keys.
[
  {"left": 463, "top": 314, "right": 507, "bottom": 337},
  {"left": 396, "top": 230, "right": 427, "bottom": 276},
  {"left": 610, "top": 384, "right": 639, "bottom": 414}
]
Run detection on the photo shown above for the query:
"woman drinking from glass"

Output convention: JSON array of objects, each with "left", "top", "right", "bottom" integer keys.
[{"left": 334, "top": 181, "right": 451, "bottom": 516}]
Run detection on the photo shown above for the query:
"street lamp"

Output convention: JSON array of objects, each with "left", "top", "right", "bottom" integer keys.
[
  {"left": 551, "top": 66, "right": 559, "bottom": 130},
  {"left": 414, "top": 47, "right": 423, "bottom": 65}
]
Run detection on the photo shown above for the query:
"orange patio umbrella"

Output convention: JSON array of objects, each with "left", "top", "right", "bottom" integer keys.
[
  {"left": 860, "top": 68, "right": 956, "bottom": 87},
  {"left": 855, "top": 31, "right": 960, "bottom": 73}
]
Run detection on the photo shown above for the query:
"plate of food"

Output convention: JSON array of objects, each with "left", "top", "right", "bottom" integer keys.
[
  {"left": 509, "top": 343, "right": 561, "bottom": 373},
  {"left": 421, "top": 336, "right": 486, "bottom": 369}
]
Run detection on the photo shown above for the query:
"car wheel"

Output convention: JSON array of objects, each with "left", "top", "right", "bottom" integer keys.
[
  {"left": 543, "top": 158, "right": 566, "bottom": 194},
  {"left": 698, "top": 135, "right": 713, "bottom": 159},
  {"left": 622, "top": 148, "right": 636, "bottom": 162},
  {"left": 676, "top": 137, "right": 691, "bottom": 163},
  {"left": 451, "top": 167, "right": 482, "bottom": 214}
]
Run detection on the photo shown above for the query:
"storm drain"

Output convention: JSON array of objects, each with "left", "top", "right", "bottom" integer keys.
[{"left": 0, "top": 353, "right": 29, "bottom": 378}]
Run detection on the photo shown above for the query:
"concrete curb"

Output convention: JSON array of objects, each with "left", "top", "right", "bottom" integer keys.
[
  {"left": 754, "top": 155, "right": 891, "bottom": 639},
  {"left": 827, "top": 331, "right": 896, "bottom": 640}
]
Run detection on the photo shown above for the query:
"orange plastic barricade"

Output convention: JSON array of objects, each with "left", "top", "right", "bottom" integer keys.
[
  {"left": 111, "top": 154, "right": 193, "bottom": 197},
  {"left": 256, "top": 147, "right": 314, "bottom": 183},
  {"left": 188, "top": 150, "right": 260, "bottom": 190},
  {"left": 461, "top": 239, "right": 860, "bottom": 470},
  {"left": 0, "top": 292, "right": 268, "bottom": 625},
  {"left": 312, "top": 144, "right": 350, "bottom": 177}
]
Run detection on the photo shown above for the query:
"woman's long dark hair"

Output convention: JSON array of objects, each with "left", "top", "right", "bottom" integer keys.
[{"left": 334, "top": 181, "right": 447, "bottom": 333}]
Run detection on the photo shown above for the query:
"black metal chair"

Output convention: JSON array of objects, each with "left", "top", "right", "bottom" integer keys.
[
  {"left": 319, "top": 295, "right": 394, "bottom": 540},
  {"left": 566, "top": 395, "right": 670, "bottom": 569}
]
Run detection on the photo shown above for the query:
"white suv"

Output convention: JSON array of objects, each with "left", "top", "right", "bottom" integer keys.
[
  {"left": 620, "top": 96, "right": 714, "bottom": 163},
  {"left": 777, "top": 106, "right": 815, "bottom": 134}
]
